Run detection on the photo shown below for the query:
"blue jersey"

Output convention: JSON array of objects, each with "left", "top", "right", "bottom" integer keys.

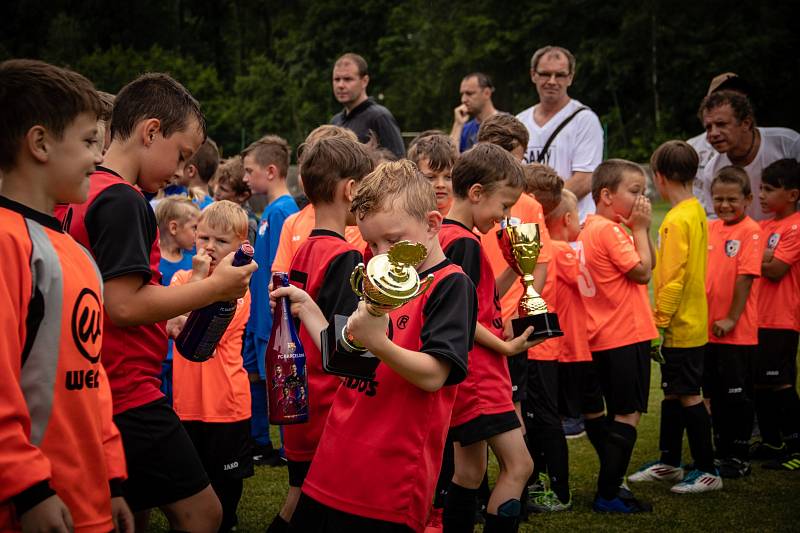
[
  {"left": 460, "top": 119, "right": 480, "bottom": 152},
  {"left": 159, "top": 252, "right": 194, "bottom": 361},
  {"left": 247, "top": 194, "right": 299, "bottom": 340}
]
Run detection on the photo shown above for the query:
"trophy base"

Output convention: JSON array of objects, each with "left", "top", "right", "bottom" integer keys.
[
  {"left": 512, "top": 312, "right": 564, "bottom": 341},
  {"left": 320, "top": 315, "right": 380, "bottom": 380}
]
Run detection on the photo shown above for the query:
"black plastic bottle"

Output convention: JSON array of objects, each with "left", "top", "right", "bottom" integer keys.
[{"left": 175, "top": 243, "right": 254, "bottom": 362}]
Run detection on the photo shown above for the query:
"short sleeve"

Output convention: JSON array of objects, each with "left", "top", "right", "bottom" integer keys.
[
  {"left": 444, "top": 237, "right": 482, "bottom": 287},
  {"left": 602, "top": 222, "right": 641, "bottom": 273},
  {"left": 556, "top": 246, "right": 580, "bottom": 282},
  {"left": 420, "top": 272, "right": 477, "bottom": 385},
  {"left": 85, "top": 184, "right": 155, "bottom": 282},
  {"left": 316, "top": 250, "right": 363, "bottom": 322},
  {"left": 737, "top": 226, "right": 763, "bottom": 277},
  {"left": 773, "top": 221, "right": 800, "bottom": 266},
  {"left": 266, "top": 206, "right": 294, "bottom": 272},
  {"left": 569, "top": 111, "right": 604, "bottom": 173}
]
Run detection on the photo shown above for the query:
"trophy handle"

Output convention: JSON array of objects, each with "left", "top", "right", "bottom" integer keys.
[
  {"left": 350, "top": 263, "right": 366, "bottom": 298},
  {"left": 416, "top": 274, "right": 435, "bottom": 297}
]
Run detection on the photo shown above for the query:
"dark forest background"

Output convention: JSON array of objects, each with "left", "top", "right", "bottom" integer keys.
[{"left": 3, "top": 1, "right": 799, "bottom": 160}]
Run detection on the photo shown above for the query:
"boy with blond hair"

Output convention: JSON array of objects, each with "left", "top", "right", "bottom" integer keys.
[
  {"left": 578, "top": 159, "right": 657, "bottom": 513},
  {"left": 64, "top": 72, "right": 255, "bottom": 532},
  {"left": 172, "top": 200, "right": 254, "bottom": 532},
  {"left": 273, "top": 160, "right": 477, "bottom": 532},
  {"left": 213, "top": 156, "right": 258, "bottom": 244},
  {"left": 0, "top": 57, "right": 133, "bottom": 533}
]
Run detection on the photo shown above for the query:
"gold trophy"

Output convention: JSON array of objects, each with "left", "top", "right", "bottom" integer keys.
[
  {"left": 497, "top": 219, "right": 563, "bottom": 341},
  {"left": 321, "top": 240, "right": 434, "bottom": 379}
]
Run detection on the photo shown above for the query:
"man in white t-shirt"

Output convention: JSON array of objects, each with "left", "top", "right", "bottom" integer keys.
[
  {"left": 516, "top": 45, "right": 604, "bottom": 221},
  {"left": 697, "top": 90, "right": 800, "bottom": 220}
]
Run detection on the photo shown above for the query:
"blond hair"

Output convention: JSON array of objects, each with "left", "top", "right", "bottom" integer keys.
[
  {"left": 197, "top": 200, "right": 249, "bottom": 241},
  {"left": 154, "top": 196, "right": 200, "bottom": 231},
  {"left": 297, "top": 125, "right": 358, "bottom": 161},
  {"left": 352, "top": 160, "right": 436, "bottom": 222},
  {"left": 546, "top": 189, "right": 578, "bottom": 223}
]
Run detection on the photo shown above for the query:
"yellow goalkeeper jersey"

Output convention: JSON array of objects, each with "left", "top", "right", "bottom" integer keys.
[{"left": 654, "top": 197, "right": 708, "bottom": 348}]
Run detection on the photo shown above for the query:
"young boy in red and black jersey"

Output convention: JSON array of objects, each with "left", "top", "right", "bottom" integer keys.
[
  {"left": 441, "top": 143, "right": 538, "bottom": 533},
  {"left": 267, "top": 136, "right": 374, "bottom": 532},
  {"left": 0, "top": 59, "right": 133, "bottom": 533},
  {"left": 752, "top": 159, "right": 800, "bottom": 470},
  {"left": 272, "top": 160, "right": 477, "bottom": 532},
  {"left": 62, "top": 73, "right": 256, "bottom": 532}
]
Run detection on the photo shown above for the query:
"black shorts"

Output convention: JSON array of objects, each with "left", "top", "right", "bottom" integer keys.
[
  {"left": 290, "top": 493, "right": 413, "bottom": 533},
  {"left": 524, "top": 359, "right": 560, "bottom": 430},
  {"left": 703, "top": 343, "right": 754, "bottom": 400},
  {"left": 755, "top": 328, "right": 800, "bottom": 386},
  {"left": 660, "top": 345, "right": 705, "bottom": 396},
  {"left": 508, "top": 352, "right": 528, "bottom": 403},
  {"left": 113, "top": 398, "right": 210, "bottom": 512},
  {"left": 558, "top": 361, "right": 605, "bottom": 418},
  {"left": 449, "top": 411, "right": 521, "bottom": 447},
  {"left": 592, "top": 341, "right": 651, "bottom": 416},
  {"left": 182, "top": 419, "right": 254, "bottom": 481},
  {"left": 288, "top": 460, "right": 312, "bottom": 488}
]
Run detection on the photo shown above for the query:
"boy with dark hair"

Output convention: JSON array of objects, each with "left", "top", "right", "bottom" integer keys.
[
  {"left": 241, "top": 134, "right": 299, "bottom": 466},
  {"left": 267, "top": 136, "right": 374, "bottom": 532},
  {"left": 442, "top": 144, "right": 538, "bottom": 533},
  {"left": 0, "top": 58, "right": 133, "bottom": 532},
  {"left": 185, "top": 137, "right": 219, "bottom": 208},
  {"left": 703, "top": 166, "right": 762, "bottom": 477},
  {"left": 407, "top": 133, "right": 457, "bottom": 216},
  {"left": 273, "top": 160, "right": 477, "bottom": 532},
  {"left": 172, "top": 201, "right": 254, "bottom": 532},
  {"left": 64, "top": 72, "right": 256, "bottom": 532},
  {"left": 630, "top": 140, "right": 722, "bottom": 493},
  {"left": 579, "top": 159, "right": 657, "bottom": 512},
  {"left": 477, "top": 114, "right": 529, "bottom": 161},
  {"left": 752, "top": 158, "right": 800, "bottom": 470}
]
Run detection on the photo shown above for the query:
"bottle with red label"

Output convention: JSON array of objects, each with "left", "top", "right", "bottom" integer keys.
[
  {"left": 265, "top": 272, "right": 308, "bottom": 424},
  {"left": 175, "top": 243, "right": 254, "bottom": 362}
]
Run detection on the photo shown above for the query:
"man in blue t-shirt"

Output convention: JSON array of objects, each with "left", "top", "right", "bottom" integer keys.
[
  {"left": 450, "top": 72, "right": 499, "bottom": 153},
  {"left": 242, "top": 135, "right": 299, "bottom": 465}
]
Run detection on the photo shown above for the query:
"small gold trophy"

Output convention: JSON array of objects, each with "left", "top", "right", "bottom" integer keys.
[
  {"left": 321, "top": 240, "right": 434, "bottom": 379},
  {"left": 497, "top": 219, "right": 563, "bottom": 341}
]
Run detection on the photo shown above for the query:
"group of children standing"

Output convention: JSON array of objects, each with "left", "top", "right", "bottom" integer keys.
[{"left": 2, "top": 58, "right": 799, "bottom": 533}]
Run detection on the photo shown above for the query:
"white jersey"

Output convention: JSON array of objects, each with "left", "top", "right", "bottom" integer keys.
[
  {"left": 698, "top": 127, "right": 800, "bottom": 220},
  {"left": 687, "top": 132, "right": 718, "bottom": 209},
  {"left": 517, "top": 99, "right": 604, "bottom": 222}
]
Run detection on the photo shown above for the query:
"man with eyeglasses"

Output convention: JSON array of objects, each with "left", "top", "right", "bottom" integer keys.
[{"left": 517, "top": 45, "right": 604, "bottom": 222}]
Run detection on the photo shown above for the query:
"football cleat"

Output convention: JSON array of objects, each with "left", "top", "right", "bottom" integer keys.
[
  {"left": 670, "top": 469, "right": 723, "bottom": 493},
  {"left": 628, "top": 461, "right": 684, "bottom": 482}
]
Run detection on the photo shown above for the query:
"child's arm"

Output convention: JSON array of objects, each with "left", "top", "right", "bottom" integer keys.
[
  {"left": 475, "top": 322, "right": 537, "bottom": 356},
  {"left": 652, "top": 218, "right": 689, "bottom": 328},
  {"left": 620, "top": 195, "right": 653, "bottom": 284},
  {"left": 713, "top": 274, "right": 755, "bottom": 337},
  {"left": 761, "top": 251, "right": 791, "bottom": 281},
  {"left": 104, "top": 252, "right": 256, "bottom": 326},
  {"left": 269, "top": 285, "right": 328, "bottom": 351}
]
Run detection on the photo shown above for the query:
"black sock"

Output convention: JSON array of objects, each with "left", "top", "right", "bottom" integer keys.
[
  {"left": 584, "top": 416, "right": 608, "bottom": 459},
  {"left": 658, "top": 399, "right": 684, "bottom": 466},
  {"left": 434, "top": 435, "right": 455, "bottom": 508},
  {"left": 478, "top": 470, "right": 490, "bottom": 511},
  {"left": 211, "top": 477, "right": 243, "bottom": 533},
  {"left": 266, "top": 515, "right": 289, "bottom": 533},
  {"left": 597, "top": 421, "right": 637, "bottom": 500},
  {"left": 443, "top": 482, "right": 479, "bottom": 533},
  {"left": 722, "top": 395, "right": 754, "bottom": 460},
  {"left": 526, "top": 428, "right": 546, "bottom": 487},
  {"left": 683, "top": 402, "right": 715, "bottom": 473},
  {"left": 755, "top": 389, "right": 782, "bottom": 447},
  {"left": 539, "top": 426, "right": 570, "bottom": 503},
  {"left": 775, "top": 387, "right": 800, "bottom": 453},
  {"left": 484, "top": 500, "right": 520, "bottom": 533}
]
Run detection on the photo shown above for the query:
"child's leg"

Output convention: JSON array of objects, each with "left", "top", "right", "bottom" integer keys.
[
  {"left": 444, "top": 440, "right": 487, "bottom": 533},
  {"left": 487, "top": 427, "right": 534, "bottom": 514},
  {"left": 598, "top": 413, "right": 639, "bottom": 499},
  {"left": 213, "top": 477, "right": 244, "bottom": 532}
]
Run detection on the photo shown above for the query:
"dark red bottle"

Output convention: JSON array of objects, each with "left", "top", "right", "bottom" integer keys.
[
  {"left": 175, "top": 243, "right": 254, "bottom": 362},
  {"left": 265, "top": 272, "right": 308, "bottom": 424}
]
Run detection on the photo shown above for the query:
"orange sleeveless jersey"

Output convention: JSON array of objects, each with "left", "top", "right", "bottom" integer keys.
[{"left": 0, "top": 198, "right": 125, "bottom": 532}]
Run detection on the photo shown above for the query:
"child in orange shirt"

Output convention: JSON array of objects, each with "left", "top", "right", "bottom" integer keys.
[
  {"left": 408, "top": 133, "right": 457, "bottom": 216},
  {"left": 578, "top": 159, "right": 657, "bottom": 513},
  {"left": 703, "top": 166, "right": 763, "bottom": 477},
  {"left": 752, "top": 158, "right": 800, "bottom": 470},
  {"left": 172, "top": 201, "right": 254, "bottom": 532}
]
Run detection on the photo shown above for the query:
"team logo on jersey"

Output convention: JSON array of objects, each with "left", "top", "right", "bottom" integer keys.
[
  {"left": 725, "top": 239, "right": 740, "bottom": 257},
  {"left": 768, "top": 233, "right": 780, "bottom": 250},
  {"left": 258, "top": 220, "right": 268, "bottom": 236},
  {"left": 71, "top": 288, "right": 102, "bottom": 364},
  {"left": 397, "top": 315, "right": 409, "bottom": 330}
]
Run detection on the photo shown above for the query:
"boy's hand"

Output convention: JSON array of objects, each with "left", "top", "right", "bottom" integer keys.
[
  {"left": 166, "top": 315, "right": 188, "bottom": 338},
  {"left": 191, "top": 248, "right": 212, "bottom": 281},
  {"left": 345, "top": 301, "right": 390, "bottom": 354},
  {"left": 712, "top": 317, "right": 736, "bottom": 338},
  {"left": 111, "top": 497, "right": 134, "bottom": 533},
  {"left": 20, "top": 494, "right": 73, "bottom": 533},
  {"left": 208, "top": 252, "right": 257, "bottom": 300},
  {"left": 763, "top": 247, "right": 775, "bottom": 263},
  {"left": 503, "top": 326, "right": 540, "bottom": 355},
  {"left": 453, "top": 104, "right": 469, "bottom": 126},
  {"left": 619, "top": 195, "right": 652, "bottom": 232},
  {"left": 650, "top": 328, "right": 666, "bottom": 363},
  {"left": 270, "top": 285, "right": 319, "bottom": 321}
]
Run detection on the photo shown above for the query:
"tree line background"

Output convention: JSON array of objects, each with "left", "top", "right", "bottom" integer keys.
[{"left": 3, "top": 1, "right": 798, "bottom": 161}]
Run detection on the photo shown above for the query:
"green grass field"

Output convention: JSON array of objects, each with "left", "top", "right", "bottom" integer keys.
[{"left": 150, "top": 201, "right": 800, "bottom": 532}]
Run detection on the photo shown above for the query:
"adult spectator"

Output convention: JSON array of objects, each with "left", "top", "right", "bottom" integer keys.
[
  {"left": 517, "top": 45, "right": 604, "bottom": 222},
  {"left": 697, "top": 90, "right": 800, "bottom": 220},
  {"left": 330, "top": 52, "right": 405, "bottom": 157},
  {"left": 450, "top": 72, "right": 499, "bottom": 152}
]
